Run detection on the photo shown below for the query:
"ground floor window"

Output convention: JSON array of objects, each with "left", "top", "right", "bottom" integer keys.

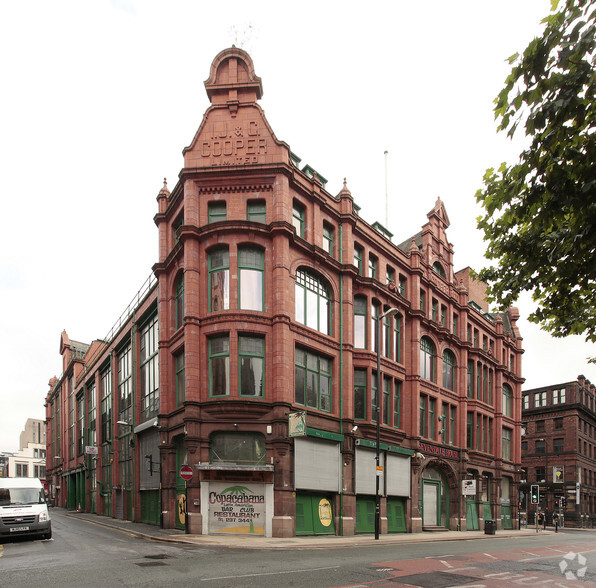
[{"left": 210, "top": 432, "right": 266, "bottom": 466}]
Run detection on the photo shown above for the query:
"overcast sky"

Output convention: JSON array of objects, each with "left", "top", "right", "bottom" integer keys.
[{"left": 1, "top": 0, "right": 593, "bottom": 452}]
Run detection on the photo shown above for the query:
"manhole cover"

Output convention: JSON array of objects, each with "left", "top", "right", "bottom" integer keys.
[{"left": 392, "top": 572, "right": 477, "bottom": 587}]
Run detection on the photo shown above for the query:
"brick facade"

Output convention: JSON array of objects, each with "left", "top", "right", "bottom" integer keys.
[
  {"left": 45, "top": 47, "right": 524, "bottom": 536},
  {"left": 521, "top": 375, "right": 596, "bottom": 527}
]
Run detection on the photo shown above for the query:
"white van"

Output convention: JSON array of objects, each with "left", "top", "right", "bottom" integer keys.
[{"left": 0, "top": 478, "right": 52, "bottom": 541}]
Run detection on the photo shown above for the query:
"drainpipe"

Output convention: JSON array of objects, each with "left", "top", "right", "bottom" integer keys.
[
  {"left": 339, "top": 224, "right": 344, "bottom": 536},
  {"left": 131, "top": 313, "right": 136, "bottom": 522}
]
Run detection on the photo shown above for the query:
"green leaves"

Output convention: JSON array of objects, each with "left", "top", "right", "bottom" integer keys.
[{"left": 476, "top": 0, "right": 596, "bottom": 359}]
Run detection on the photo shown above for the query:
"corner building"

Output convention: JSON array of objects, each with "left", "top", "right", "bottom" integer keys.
[
  {"left": 521, "top": 375, "right": 596, "bottom": 527},
  {"left": 47, "top": 47, "right": 524, "bottom": 537}
]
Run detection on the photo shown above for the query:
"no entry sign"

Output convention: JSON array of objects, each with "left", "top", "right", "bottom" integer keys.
[{"left": 179, "top": 465, "right": 193, "bottom": 481}]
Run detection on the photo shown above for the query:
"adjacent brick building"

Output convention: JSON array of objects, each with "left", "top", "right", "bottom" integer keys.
[
  {"left": 521, "top": 375, "right": 596, "bottom": 527},
  {"left": 45, "top": 47, "right": 524, "bottom": 536}
]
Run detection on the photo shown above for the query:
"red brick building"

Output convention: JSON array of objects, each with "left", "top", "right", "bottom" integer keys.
[
  {"left": 521, "top": 375, "right": 596, "bottom": 527},
  {"left": 45, "top": 47, "right": 524, "bottom": 536}
]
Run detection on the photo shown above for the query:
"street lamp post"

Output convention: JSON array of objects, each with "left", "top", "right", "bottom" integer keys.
[{"left": 375, "top": 307, "right": 399, "bottom": 540}]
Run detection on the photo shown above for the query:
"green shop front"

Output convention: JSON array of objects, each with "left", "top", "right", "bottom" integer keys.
[{"left": 354, "top": 440, "right": 411, "bottom": 534}]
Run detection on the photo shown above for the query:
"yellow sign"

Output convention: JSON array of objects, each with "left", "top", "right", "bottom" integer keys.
[
  {"left": 318, "top": 498, "right": 332, "bottom": 527},
  {"left": 177, "top": 494, "right": 186, "bottom": 525}
]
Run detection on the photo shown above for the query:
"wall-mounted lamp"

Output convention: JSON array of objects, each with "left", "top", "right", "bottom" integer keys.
[{"left": 117, "top": 420, "right": 133, "bottom": 429}]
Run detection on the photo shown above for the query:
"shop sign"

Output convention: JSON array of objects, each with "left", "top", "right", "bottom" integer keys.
[
  {"left": 209, "top": 482, "right": 266, "bottom": 535},
  {"left": 85, "top": 446, "right": 98, "bottom": 455},
  {"left": 419, "top": 442, "right": 459, "bottom": 459},
  {"left": 462, "top": 479, "right": 476, "bottom": 496},
  {"left": 318, "top": 498, "right": 332, "bottom": 527},
  {"left": 288, "top": 411, "right": 306, "bottom": 437}
]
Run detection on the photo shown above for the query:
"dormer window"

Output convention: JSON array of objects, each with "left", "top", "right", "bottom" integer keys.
[{"left": 432, "top": 262, "right": 445, "bottom": 278}]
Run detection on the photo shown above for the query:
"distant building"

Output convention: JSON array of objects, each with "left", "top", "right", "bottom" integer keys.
[
  {"left": 0, "top": 453, "right": 11, "bottom": 478},
  {"left": 521, "top": 375, "right": 596, "bottom": 527},
  {"left": 45, "top": 47, "right": 524, "bottom": 536},
  {"left": 4, "top": 418, "right": 46, "bottom": 480}
]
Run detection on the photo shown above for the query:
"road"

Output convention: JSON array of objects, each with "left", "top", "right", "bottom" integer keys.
[{"left": 1, "top": 510, "right": 596, "bottom": 587}]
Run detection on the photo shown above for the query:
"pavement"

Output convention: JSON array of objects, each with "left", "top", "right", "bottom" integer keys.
[{"left": 56, "top": 508, "right": 590, "bottom": 550}]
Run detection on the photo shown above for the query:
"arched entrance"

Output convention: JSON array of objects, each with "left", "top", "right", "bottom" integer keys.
[{"left": 419, "top": 463, "right": 454, "bottom": 529}]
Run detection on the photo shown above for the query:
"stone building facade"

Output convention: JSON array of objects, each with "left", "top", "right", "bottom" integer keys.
[
  {"left": 45, "top": 47, "right": 524, "bottom": 536},
  {"left": 521, "top": 375, "right": 596, "bottom": 527}
]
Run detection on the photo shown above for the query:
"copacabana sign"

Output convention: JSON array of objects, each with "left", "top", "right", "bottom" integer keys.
[{"left": 208, "top": 482, "right": 266, "bottom": 535}]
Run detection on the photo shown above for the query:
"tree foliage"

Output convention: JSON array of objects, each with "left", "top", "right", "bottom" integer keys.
[{"left": 476, "top": 0, "right": 596, "bottom": 354}]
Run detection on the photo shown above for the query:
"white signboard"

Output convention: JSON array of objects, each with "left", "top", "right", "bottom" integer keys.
[
  {"left": 208, "top": 482, "right": 266, "bottom": 535},
  {"left": 85, "top": 446, "right": 98, "bottom": 455},
  {"left": 462, "top": 479, "right": 477, "bottom": 496}
]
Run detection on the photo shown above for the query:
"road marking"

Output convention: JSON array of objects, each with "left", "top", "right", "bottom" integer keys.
[
  {"left": 440, "top": 560, "right": 453, "bottom": 568},
  {"left": 201, "top": 565, "right": 340, "bottom": 581},
  {"left": 0, "top": 545, "right": 3, "bottom": 558},
  {"left": 426, "top": 554, "right": 456, "bottom": 558},
  {"left": 483, "top": 553, "right": 498, "bottom": 559}
]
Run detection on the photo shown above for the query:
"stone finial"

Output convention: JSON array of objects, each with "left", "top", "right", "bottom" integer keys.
[
  {"left": 338, "top": 177, "right": 351, "bottom": 197},
  {"left": 158, "top": 178, "right": 170, "bottom": 198}
]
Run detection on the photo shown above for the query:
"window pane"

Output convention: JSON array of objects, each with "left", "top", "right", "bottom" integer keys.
[
  {"left": 306, "top": 371, "right": 317, "bottom": 407},
  {"left": 320, "top": 376, "right": 331, "bottom": 411},
  {"left": 295, "top": 365, "right": 305, "bottom": 405},
  {"left": 240, "top": 357, "right": 263, "bottom": 396},
  {"left": 354, "top": 315, "right": 366, "bottom": 348},
  {"left": 240, "top": 269, "right": 263, "bottom": 311},
  {"left": 320, "top": 298, "right": 329, "bottom": 335},
  {"left": 306, "top": 289, "right": 318, "bottom": 329},
  {"left": 211, "top": 357, "right": 229, "bottom": 396},
  {"left": 211, "top": 270, "right": 229, "bottom": 311},
  {"left": 295, "top": 283, "right": 305, "bottom": 324},
  {"left": 354, "top": 369, "right": 366, "bottom": 420},
  {"left": 306, "top": 352, "right": 318, "bottom": 371}
]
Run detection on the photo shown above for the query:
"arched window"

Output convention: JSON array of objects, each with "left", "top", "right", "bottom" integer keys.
[
  {"left": 420, "top": 336, "right": 436, "bottom": 382},
  {"left": 238, "top": 246, "right": 264, "bottom": 311},
  {"left": 443, "top": 349, "right": 456, "bottom": 391},
  {"left": 175, "top": 273, "right": 184, "bottom": 329},
  {"left": 208, "top": 248, "right": 229, "bottom": 312},
  {"left": 502, "top": 384, "right": 513, "bottom": 417},
  {"left": 432, "top": 261, "right": 445, "bottom": 278},
  {"left": 295, "top": 268, "right": 331, "bottom": 335}
]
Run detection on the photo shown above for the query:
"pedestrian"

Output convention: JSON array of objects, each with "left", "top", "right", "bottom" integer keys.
[{"left": 543, "top": 509, "right": 548, "bottom": 529}]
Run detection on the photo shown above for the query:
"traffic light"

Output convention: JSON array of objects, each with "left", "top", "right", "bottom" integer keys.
[
  {"left": 531, "top": 484, "right": 540, "bottom": 504},
  {"left": 555, "top": 498, "right": 560, "bottom": 508},
  {"left": 561, "top": 497, "right": 566, "bottom": 508}
]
